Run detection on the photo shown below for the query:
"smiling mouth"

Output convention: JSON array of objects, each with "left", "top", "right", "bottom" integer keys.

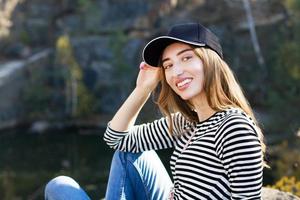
[{"left": 176, "top": 78, "right": 192, "bottom": 89}]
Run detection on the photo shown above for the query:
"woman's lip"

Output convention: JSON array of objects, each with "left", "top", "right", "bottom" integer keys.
[
  {"left": 175, "top": 78, "right": 192, "bottom": 85},
  {"left": 176, "top": 78, "right": 192, "bottom": 90}
]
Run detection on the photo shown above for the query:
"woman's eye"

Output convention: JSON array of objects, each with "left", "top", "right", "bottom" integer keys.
[
  {"left": 182, "top": 56, "right": 192, "bottom": 62},
  {"left": 163, "top": 64, "right": 172, "bottom": 69}
]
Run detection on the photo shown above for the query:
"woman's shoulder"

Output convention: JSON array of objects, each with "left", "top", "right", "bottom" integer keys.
[
  {"left": 215, "top": 108, "right": 261, "bottom": 154},
  {"left": 223, "top": 107, "right": 254, "bottom": 124},
  {"left": 217, "top": 107, "right": 257, "bottom": 134}
]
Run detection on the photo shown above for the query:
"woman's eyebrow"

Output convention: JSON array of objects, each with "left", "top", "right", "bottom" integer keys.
[
  {"left": 176, "top": 48, "right": 194, "bottom": 56},
  {"left": 162, "top": 48, "right": 194, "bottom": 64}
]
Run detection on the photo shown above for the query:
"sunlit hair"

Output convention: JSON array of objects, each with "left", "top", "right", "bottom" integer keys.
[{"left": 156, "top": 46, "right": 267, "bottom": 166}]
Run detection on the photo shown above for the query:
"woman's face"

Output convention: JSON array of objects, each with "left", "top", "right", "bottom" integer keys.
[{"left": 162, "top": 42, "right": 205, "bottom": 102}]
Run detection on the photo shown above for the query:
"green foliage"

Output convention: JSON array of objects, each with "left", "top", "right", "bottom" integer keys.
[
  {"left": 20, "top": 58, "right": 66, "bottom": 119},
  {"left": 19, "top": 30, "right": 31, "bottom": 45},
  {"left": 278, "top": 43, "right": 300, "bottom": 80},
  {"left": 21, "top": 68, "right": 59, "bottom": 118},
  {"left": 265, "top": 0, "right": 300, "bottom": 133},
  {"left": 267, "top": 40, "right": 300, "bottom": 130},
  {"left": 264, "top": 139, "right": 300, "bottom": 191},
  {"left": 0, "top": 169, "right": 15, "bottom": 200},
  {"left": 109, "top": 30, "right": 131, "bottom": 77},
  {"left": 56, "top": 35, "right": 96, "bottom": 117},
  {"left": 285, "top": 0, "right": 300, "bottom": 14},
  {"left": 20, "top": 34, "right": 97, "bottom": 119},
  {"left": 108, "top": 30, "right": 135, "bottom": 98},
  {"left": 78, "top": 0, "right": 93, "bottom": 12},
  {"left": 77, "top": 0, "right": 102, "bottom": 34},
  {"left": 271, "top": 0, "right": 300, "bottom": 86},
  {"left": 267, "top": 176, "right": 300, "bottom": 197}
]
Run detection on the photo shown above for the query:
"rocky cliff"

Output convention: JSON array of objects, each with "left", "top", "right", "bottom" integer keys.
[{"left": 0, "top": 0, "right": 288, "bottom": 124}]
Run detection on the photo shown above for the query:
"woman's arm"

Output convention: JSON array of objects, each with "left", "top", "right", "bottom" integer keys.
[
  {"left": 104, "top": 115, "right": 179, "bottom": 152},
  {"left": 104, "top": 62, "right": 182, "bottom": 152},
  {"left": 215, "top": 114, "right": 263, "bottom": 199},
  {"left": 110, "top": 62, "right": 161, "bottom": 131}
]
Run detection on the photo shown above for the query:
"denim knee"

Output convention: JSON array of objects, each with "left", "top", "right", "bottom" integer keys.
[
  {"left": 45, "top": 176, "right": 80, "bottom": 191},
  {"left": 45, "top": 176, "right": 92, "bottom": 200},
  {"left": 45, "top": 176, "right": 81, "bottom": 193}
]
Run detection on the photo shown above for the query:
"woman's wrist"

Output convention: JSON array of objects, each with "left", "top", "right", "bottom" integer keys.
[{"left": 134, "top": 85, "right": 154, "bottom": 97}]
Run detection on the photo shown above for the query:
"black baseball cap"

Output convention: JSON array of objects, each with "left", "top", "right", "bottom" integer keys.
[{"left": 142, "top": 23, "right": 223, "bottom": 67}]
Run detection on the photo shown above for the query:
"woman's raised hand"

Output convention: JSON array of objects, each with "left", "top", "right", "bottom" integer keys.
[
  {"left": 136, "top": 62, "right": 161, "bottom": 93},
  {"left": 109, "top": 62, "right": 161, "bottom": 130}
]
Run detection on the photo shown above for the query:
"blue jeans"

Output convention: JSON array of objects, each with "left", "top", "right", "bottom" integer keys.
[{"left": 45, "top": 150, "right": 172, "bottom": 200}]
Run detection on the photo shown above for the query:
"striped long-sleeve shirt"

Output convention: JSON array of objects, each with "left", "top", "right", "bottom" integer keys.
[{"left": 104, "top": 108, "right": 263, "bottom": 199}]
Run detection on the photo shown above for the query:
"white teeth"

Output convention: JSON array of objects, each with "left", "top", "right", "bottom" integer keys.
[{"left": 177, "top": 79, "right": 191, "bottom": 87}]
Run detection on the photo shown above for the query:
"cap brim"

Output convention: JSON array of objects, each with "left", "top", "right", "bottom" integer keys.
[{"left": 142, "top": 36, "right": 205, "bottom": 67}]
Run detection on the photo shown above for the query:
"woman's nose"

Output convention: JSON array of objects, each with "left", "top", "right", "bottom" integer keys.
[{"left": 172, "top": 64, "right": 183, "bottom": 76}]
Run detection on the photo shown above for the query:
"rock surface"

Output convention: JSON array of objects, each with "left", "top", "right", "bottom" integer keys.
[{"left": 262, "top": 188, "right": 300, "bottom": 200}]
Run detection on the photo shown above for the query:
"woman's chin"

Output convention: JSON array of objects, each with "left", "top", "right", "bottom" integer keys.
[{"left": 179, "top": 94, "right": 192, "bottom": 101}]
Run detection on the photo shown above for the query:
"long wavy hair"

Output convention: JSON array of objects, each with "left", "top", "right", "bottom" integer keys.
[{"left": 156, "top": 46, "right": 267, "bottom": 165}]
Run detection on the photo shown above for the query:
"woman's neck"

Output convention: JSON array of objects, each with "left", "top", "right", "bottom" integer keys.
[{"left": 190, "top": 94, "right": 215, "bottom": 122}]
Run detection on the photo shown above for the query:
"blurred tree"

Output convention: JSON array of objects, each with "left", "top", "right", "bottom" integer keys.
[
  {"left": 0, "top": 0, "right": 20, "bottom": 38},
  {"left": 21, "top": 65, "right": 61, "bottom": 118},
  {"left": 268, "top": 176, "right": 300, "bottom": 196},
  {"left": 266, "top": 0, "right": 300, "bottom": 135},
  {"left": 56, "top": 35, "right": 96, "bottom": 117},
  {"left": 109, "top": 31, "right": 133, "bottom": 100},
  {"left": 242, "top": 0, "right": 266, "bottom": 73}
]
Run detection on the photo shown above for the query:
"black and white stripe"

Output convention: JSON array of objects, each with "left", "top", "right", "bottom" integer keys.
[{"left": 104, "top": 108, "right": 263, "bottom": 199}]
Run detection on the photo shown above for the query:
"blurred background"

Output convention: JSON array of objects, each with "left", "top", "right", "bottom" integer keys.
[{"left": 0, "top": 0, "right": 299, "bottom": 199}]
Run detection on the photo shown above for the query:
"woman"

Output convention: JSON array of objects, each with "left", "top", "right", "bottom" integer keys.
[{"left": 45, "top": 23, "right": 266, "bottom": 200}]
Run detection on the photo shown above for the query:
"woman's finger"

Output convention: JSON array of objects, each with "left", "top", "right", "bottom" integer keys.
[{"left": 139, "top": 62, "right": 146, "bottom": 70}]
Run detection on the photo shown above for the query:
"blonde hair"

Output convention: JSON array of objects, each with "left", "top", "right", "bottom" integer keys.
[{"left": 156, "top": 46, "right": 267, "bottom": 166}]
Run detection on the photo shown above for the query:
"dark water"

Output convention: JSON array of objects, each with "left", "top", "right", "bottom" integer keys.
[
  {"left": 0, "top": 129, "right": 172, "bottom": 200},
  {"left": 1, "top": 128, "right": 286, "bottom": 199}
]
